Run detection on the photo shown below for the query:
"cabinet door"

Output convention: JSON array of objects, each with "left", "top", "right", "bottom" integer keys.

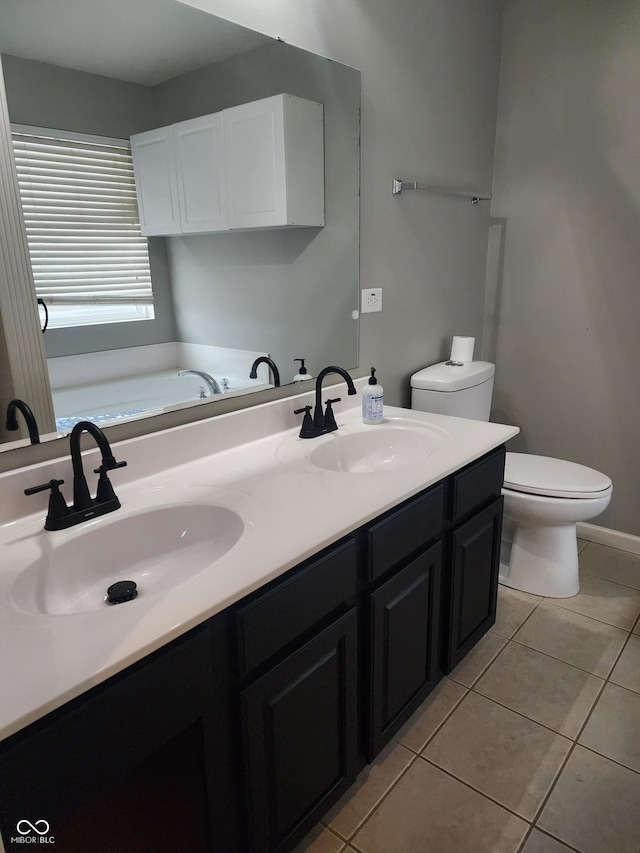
[
  {"left": 368, "top": 543, "right": 442, "bottom": 759},
  {"left": 130, "top": 126, "right": 181, "bottom": 235},
  {"left": 0, "top": 626, "right": 237, "bottom": 853},
  {"left": 175, "top": 114, "right": 228, "bottom": 233},
  {"left": 241, "top": 610, "right": 358, "bottom": 853},
  {"left": 445, "top": 497, "right": 504, "bottom": 671},
  {"left": 224, "top": 95, "right": 287, "bottom": 229}
]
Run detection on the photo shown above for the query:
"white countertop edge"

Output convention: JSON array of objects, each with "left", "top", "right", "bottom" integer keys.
[{"left": 0, "top": 393, "right": 518, "bottom": 741}]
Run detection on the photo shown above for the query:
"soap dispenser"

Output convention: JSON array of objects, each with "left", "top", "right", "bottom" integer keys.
[
  {"left": 293, "top": 358, "right": 313, "bottom": 381},
  {"left": 362, "top": 367, "right": 383, "bottom": 424}
]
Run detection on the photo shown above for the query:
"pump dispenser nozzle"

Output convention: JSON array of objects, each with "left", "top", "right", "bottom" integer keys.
[{"left": 293, "top": 358, "right": 313, "bottom": 382}]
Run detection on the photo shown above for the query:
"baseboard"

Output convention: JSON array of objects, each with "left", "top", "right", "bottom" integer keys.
[{"left": 577, "top": 523, "right": 640, "bottom": 556}]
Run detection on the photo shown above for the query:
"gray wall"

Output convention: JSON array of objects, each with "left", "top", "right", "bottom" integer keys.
[
  {"left": 179, "top": 0, "right": 504, "bottom": 405},
  {"left": 1, "top": 54, "right": 177, "bottom": 357},
  {"left": 488, "top": 0, "right": 640, "bottom": 536},
  {"left": 154, "top": 41, "right": 360, "bottom": 378}
]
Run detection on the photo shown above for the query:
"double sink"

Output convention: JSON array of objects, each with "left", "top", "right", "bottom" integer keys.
[{"left": 6, "top": 414, "right": 446, "bottom": 618}]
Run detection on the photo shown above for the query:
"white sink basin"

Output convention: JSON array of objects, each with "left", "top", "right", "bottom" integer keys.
[
  {"left": 309, "top": 426, "right": 441, "bottom": 473},
  {"left": 10, "top": 503, "right": 244, "bottom": 616}
]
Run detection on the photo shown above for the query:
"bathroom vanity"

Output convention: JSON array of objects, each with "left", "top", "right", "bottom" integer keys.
[{"left": 0, "top": 383, "right": 516, "bottom": 852}]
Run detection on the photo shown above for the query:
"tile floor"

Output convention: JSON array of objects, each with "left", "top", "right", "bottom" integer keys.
[{"left": 295, "top": 540, "right": 640, "bottom": 853}]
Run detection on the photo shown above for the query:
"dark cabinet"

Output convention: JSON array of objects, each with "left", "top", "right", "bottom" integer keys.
[
  {"left": 445, "top": 497, "right": 503, "bottom": 670},
  {"left": 367, "top": 542, "right": 442, "bottom": 758},
  {"left": 0, "top": 445, "right": 507, "bottom": 853},
  {"left": 0, "top": 617, "right": 243, "bottom": 852},
  {"left": 241, "top": 610, "right": 358, "bottom": 853}
]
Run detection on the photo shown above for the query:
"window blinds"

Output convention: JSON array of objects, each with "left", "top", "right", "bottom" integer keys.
[{"left": 11, "top": 129, "right": 153, "bottom": 306}]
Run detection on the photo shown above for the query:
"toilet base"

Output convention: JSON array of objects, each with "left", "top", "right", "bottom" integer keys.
[{"left": 499, "top": 521, "right": 580, "bottom": 598}]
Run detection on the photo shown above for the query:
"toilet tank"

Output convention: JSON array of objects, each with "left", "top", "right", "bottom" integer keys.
[{"left": 410, "top": 361, "right": 495, "bottom": 421}]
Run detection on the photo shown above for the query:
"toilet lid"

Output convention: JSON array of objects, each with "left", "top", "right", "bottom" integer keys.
[{"left": 504, "top": 453, "right": 612, "bottom": 499}]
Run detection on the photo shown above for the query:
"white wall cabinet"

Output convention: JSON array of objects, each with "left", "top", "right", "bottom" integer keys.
[
  {"left": 131, "top": 94, "right": 324, "bottom": 236},
  {"left": 225, "top": 94, "right": 324, "bottom": 230},
  {"left": 130, "top": 126, "right": 181, "bottom": 236}
]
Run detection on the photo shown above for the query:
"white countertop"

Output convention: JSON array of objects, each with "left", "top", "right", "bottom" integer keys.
[{"left": 0, "top": 381, "right": 518, "bottom": 741}]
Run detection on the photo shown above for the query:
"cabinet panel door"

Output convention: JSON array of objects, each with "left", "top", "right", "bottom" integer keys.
[
  {"left": 131, "top": 126, "right": 181, "bottom": 235},
  {"left": 175, "top": 114, "right": 228, "bottom": 233},
  {"left": 224, "top": 95, "right": 287, "bottom": 229},
  {"left": 369, "top": 543, "right": 442, "bottom": 759},
  {"left": 0, "top": 630, "right": 220, "bottom": 851},
  {"left": 241, "top": 610, "right": 358, "bottom": 853},
  {"left": 446, "top": 497, "right": 503, "bottom": 671}
]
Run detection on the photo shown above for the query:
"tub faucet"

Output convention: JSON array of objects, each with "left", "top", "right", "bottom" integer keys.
[
  {"left": 24, "top": 421, "right": 127, "bottom": 531},
  {"left": 295, "top": 365, "right": 357, "bottom": 439},
  {"left": 249, "top": 357, "right": 281, "bottom": 387},
  {"left": 5, "top": 398, "right": 40, "bottom": 444},
  {"left": 178, "top": 370, "right": 222, "bottom": 395}
]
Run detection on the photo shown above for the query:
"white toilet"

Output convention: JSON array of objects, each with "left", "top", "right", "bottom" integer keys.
[{"left": 410, "top": 361, "right": 612, "bottom": 598}]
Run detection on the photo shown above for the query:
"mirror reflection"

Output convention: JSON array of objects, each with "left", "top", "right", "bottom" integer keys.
[{"left": 0, "top": 0, "right": 360, "bottom": 450}]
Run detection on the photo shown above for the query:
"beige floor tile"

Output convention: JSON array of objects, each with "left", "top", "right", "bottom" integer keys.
[
  {"left": 520, "top": 829, "right": 574, "bottom": 853},
  {"left": 580, "top": 543, "right": 640, "bottom": 590},
  {"left": 538, "top": 745, "right": 640, "bottom": 853},
  {"left": 350, "top": 757, "right": 528, "bottom": 853},
  {"left": 394, "top": 678, "right": 467, "bottom": 753},
  {"left": 579, "top": 682, "right": 640, "bottom": 773},
  {"left": 513, "top": 600, "right": 627, "bottom": 677},
  {"left": 610, "top": 634, "right": 640, "bottom": 694},
  {"left": 293, "top": 825, "right": 345, "bottom": 853},
  {"left": 423, "top": 692, "right": 571, "bottom": 820},
  {"left": 449, "top": 631, "right": 507, "bottom": 687},
  {"left": 323, "top": 741, "right": 414, "bottom": 840},
  {"left": 493, "top": 586, "right": 542, "bottom": 638},
  {"left": 550, "top": 572, "right": 640, "bottom": 631},
  {"left": 474, "top": 642, "right": 603, "bottom": 738}
]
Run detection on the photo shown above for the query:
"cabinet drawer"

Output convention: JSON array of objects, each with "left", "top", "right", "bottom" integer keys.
[
  {"left": 450, "top": 446, "right": 505, "bottom": 522},
  {"left": 367, "top": 485, "right": 444, "bottom": 581},
  {"left": 236, "top": 538, "right": 357, "bottom": 676}
]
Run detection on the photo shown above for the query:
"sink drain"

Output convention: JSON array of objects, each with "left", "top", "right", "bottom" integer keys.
[{"left": 106, "top": 580, "right": 138, "bottom": 604}]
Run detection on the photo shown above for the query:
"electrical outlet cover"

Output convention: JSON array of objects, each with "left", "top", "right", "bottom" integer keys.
[{"left": 361, "top": 288, "right": 382, "bottom": 313}]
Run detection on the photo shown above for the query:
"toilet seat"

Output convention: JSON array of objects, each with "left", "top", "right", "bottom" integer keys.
[{"left": 504, "top": 453, "right": 612, "bottom": 500}]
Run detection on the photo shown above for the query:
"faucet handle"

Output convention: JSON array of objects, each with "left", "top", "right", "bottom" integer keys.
[
  {"left": 294, "top": 405, "right": 316, "bottom": 439},
  {"left": 324, "top": 398, "right": 341, "bottom": 433},
  {"left": 24, "top": 478, "right": 65, "bottom": 496},
  {"left": 93, "top": 459, "right": 127, "bottom": 474},
  {"left": 24, "top": 479, "right": 70, "bottom": 528}
]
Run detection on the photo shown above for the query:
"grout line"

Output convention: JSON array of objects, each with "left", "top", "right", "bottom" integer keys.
[
  {"left": 527, "top": 825, "right": 584, "bottom": 853},
  {"left": 528, "top": 739, "right": 578, "bottom": 827},
  {"left": 515, "top": 824, "right": 535, "bottom": 853},
  {"left": 580, "top": 568, "right": 640, "bottom": 594},
  {"left": 418, "top": 753, "right": 535, "bottom": 826},
  {"left": 576, "top": 741, "right": 640, "bottom": 778},
  {"left": 328, "top": 750, "right": 420, "bottom": 843},
  {"left": 542, "top": 595, "right": 640, "bottom": 633},
  {"left": 508, "top": 633, "right": 618, "bottom": 681},
  {"left": 469, "top": 672, "right": 589, "bottom": 743},
  {"left": 449, "top": 636, "right": 510, "bottom": 690},
  {"left": 395, "top": 681, "right": 469, "bottom": 756}
]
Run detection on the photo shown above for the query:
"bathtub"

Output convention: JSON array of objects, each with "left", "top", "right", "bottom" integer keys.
[{"left": 53, "top": 369, "right": 269, "bottom": 431}]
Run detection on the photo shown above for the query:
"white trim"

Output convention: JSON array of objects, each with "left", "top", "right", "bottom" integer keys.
[
  {"left": 577, "top": 523, "right": 640, "bottom": 556},
  {"left": 0, "top": 56, "right": 56, "bottom": 437},
  {"left": 11, "top": 123, "right": 130, "bottom": 150}
]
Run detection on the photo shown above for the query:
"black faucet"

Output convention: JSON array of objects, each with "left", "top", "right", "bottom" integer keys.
[
  {"left": 249, "top": 357, "right": 281, "bottom": 387},
  {"left": 295, "top": 365, "right": 357, "bottom": 439},
  {"left": 25, "top": 421, "right": 127, "bottom": 531},
  {"left": 5, "top": 399, "right": 40, "bottom": 445}
]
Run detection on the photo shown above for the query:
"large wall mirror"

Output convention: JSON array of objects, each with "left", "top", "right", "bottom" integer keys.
[{"left": 0, "top": 0, "right": 360, "bottom": 457}]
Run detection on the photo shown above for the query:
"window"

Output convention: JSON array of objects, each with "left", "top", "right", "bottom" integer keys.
[{"left": 11, "top": 126, "right": 154, "bottom": 329}]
